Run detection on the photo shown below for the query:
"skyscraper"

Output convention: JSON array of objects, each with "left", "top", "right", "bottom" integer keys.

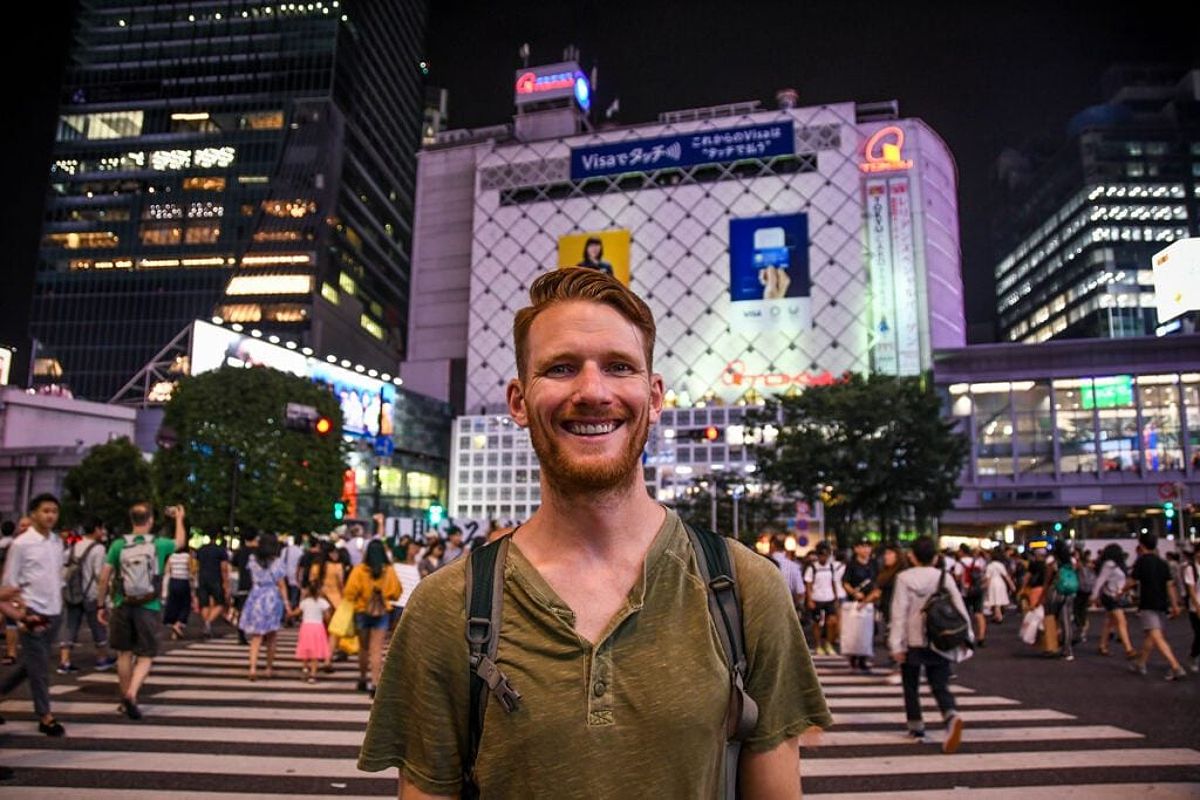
[
  {"left": 30, "top": 1, "right": 427, "bottom": 401},
  {"left": 993, "top": 66, "right": 1200, "bottom": 344}
]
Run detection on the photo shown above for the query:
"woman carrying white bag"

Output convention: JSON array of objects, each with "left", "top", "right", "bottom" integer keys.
[{"left": 842, "top": 539, "right": 881, "bottom": 673}]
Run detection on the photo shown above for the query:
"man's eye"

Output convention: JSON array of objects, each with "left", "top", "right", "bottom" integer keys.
[
  {"left": 610, "top": 363, "right": 635, "bottom": 374},
  {"left": 545, "top": 364, "right": 573, "bottom": 376}
]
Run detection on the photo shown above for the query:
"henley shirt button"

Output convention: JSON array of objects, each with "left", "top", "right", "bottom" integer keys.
[{"left": 593, "top": 681, "right": 607, "bottom": 697}]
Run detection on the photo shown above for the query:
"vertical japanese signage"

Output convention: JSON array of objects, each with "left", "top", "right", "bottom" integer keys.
[
  {"left": 864, "top": 180, "right": 897, "bottom": 374},
  {"left": 888, "top": 177, "right": 921, "bottom": 375}
]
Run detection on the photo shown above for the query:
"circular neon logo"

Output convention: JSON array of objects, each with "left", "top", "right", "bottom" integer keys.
[{"left": 574, "top": 75, "right": 591, "bottom": 111}]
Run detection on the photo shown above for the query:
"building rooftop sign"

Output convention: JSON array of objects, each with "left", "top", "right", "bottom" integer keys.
[
  {"left": 514, "top": 61, "right": 590, "bottom": 110},
  {"left": 859, "top": 125, "right": 913, "bottom": 173}
]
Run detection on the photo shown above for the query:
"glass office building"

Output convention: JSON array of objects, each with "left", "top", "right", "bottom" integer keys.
[
  {"left": 993, "top": 67, "right": 1200, "bottom": 344},
  {"left": 30, "top": 1, "right": 428, "bottom": 401}
]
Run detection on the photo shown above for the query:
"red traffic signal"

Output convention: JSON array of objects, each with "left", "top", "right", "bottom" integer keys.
[
  {"left": 315, "top": 416, "right": 333, "bottom": 435},
  {"left": 703, "top": 426, "right": 720, "bottom": 442}
]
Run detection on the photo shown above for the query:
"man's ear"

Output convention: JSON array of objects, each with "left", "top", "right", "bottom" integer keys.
[
  {"left": 507, "top": 378, "right": 529, "bottom": 427},
  {"left": 648, "top": 373, "right": 665, "bottom": 425}
]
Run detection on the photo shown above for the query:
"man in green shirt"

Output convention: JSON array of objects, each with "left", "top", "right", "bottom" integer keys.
[
  {"left": 97, "top": 502, "right": 186, "bottom": 720},
  {"left": 359, "top": 269, "right": 832, "bottom": 797}
]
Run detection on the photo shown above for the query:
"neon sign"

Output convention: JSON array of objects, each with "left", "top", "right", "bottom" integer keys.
[
  {"left": 720, "top": 360, "right": 842, "bottom": 389},
  {"left": 859, "top": 126, "right": 913, "bottom": 173}
]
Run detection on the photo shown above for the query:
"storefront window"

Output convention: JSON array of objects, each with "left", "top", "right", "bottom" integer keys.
[
  {"left": 1183, "top": 374, "right": 1200, "bottom": 470},
  {"left": 1136, "top": 375, "right": 1183, "bottom": 471},
  {"left": 972, "top": 385, "right": 1013, "bottom": 476},
  {"left": 1092, "top": 375, "right": 1138, "bottom": 471},
  {"left": 1054, "top": 378, "right": 1097, "bottom": 473},
  {"left": 1014, "top": 381, "right": 1054, "bottom": 473}
]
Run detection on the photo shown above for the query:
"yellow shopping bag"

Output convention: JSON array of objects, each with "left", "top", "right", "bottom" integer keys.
[
  {"left": 328, "top": 600, "right": 356, "bottom": 639},
  {"left": 338, "top": 635, "right": 360, "bottom": 655}
]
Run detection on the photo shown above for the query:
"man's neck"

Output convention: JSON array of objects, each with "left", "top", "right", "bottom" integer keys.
[
  {"left": 131, "top": 526, "right": 152, "bottom": 537},
  {"left": 519, "top": 476, "right": 665, "bottom": 565},
  {"left": 32, "top": 525, "right": 53, "bottom": 538}
]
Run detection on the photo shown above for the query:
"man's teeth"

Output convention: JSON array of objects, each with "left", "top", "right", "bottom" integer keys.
[{"left": 568, "top": 422, "right": 616, "bottom": 435}]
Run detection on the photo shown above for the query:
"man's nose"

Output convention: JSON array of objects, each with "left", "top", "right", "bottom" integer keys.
[{"left": 571, "top": 361, "right": 613, "bottom": 404}]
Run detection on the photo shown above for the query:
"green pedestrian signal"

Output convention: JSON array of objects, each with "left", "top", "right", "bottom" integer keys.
[
  {"left": 1164, "top": 500, "right": 1175, "bottom": 519},
  {"left": 1053, "top": 522, "right": 1063, "bottom": 532},
  {"left": 333, "top": 501, "right": 346, "bottom": 521},
  {"left": 428, "top": 503, "right": 445, "bottom": 526}
]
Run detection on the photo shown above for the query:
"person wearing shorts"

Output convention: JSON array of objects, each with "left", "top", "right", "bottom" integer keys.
[
  {"left": 804, "top": 542, "right": 845, "bottom": 656},
  {"left": 195, "top": 536, "right": 230, "bottom": 639},
  {"left": 97, "top": 503, "right": 188, "bottom": 720},
  {"left": 1125, "top": 532, "right": 1185, "bottom": 681}
]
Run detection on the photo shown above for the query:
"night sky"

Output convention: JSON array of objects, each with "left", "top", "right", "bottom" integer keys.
[{"left": 4, "top": 1, "right": 1196, "bottom": 384}]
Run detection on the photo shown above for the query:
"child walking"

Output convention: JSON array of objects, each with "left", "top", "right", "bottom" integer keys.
[{"left": 293, "top": 582, "right": 331, "bottom": 683}]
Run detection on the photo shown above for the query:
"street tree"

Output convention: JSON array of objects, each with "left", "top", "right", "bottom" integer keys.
[
  {"left": 153, "top": 365, "right": 348, "bottom": 535},
  {"left": 62, "top": 436, "right": 156, "bottom": 533},
  {"left": 750, "top": 372, "right": 968, "bottom": 546}
]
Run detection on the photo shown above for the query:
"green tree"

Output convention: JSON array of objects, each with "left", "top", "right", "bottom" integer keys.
[
  {"left": 750, "top": 373, "right": 968, "bottom": 547},
  {"left": 153, "top": 366, "right": 348, "bottom": 535},
  {"left": 62, "top": 437, "right": 156, "bottom": 533}
]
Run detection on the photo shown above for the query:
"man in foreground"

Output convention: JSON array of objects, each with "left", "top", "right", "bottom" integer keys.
[{"left": 359, "top": 269, "right": 831, "bottom": 797}]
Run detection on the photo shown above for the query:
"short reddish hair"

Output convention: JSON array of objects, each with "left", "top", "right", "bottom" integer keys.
[{"left": 512, "top": 269, "right": 656, "bottom": 381}]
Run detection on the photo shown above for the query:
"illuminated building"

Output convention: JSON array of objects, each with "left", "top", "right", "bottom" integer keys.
[
  {"left": 399, "top": 65, "right": 965, "bottom": 521},
  {"left": 30, "top": 1, "right": 428, "bottom": 400},
  {"left": 993, "top": 66, "right": 1200, "bottom": 344}
]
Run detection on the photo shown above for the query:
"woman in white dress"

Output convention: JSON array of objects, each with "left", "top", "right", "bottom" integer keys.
[{"left": 984, "top": 549, "right": 1015, "bottom": 623}]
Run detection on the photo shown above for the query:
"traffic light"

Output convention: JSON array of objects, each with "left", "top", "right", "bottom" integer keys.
[
  {"left": 315, "top": 416, "right": 333, "bottom": 436},
  {"left": 428, "top": 503, "right": 445, "bottom": 526},
  {"left": 1053, "top": 522, "right": 1063, "bottom": 533},
  {"left": 1163, "top": 501, "right": 1175, "bottom": 520},
  {"left": 333, "top": 501, "right": 346, "bottom": 521},
  {"left": 703, "top": 425, "right": 720, "bottom": 442}
]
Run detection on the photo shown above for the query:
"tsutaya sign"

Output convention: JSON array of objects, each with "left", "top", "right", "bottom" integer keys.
[
  {"left": 859, "top": 126, "right": 913, "bottom": 173},
  {"left": 862, "top": 123, "right": 922, "bottom": 377},
  {"left": 514, "top": 61, "right": 590, "bottom": 110}
]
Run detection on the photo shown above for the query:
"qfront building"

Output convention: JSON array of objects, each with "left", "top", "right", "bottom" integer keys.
[
  {"left": 399, "top": 65, "right": 965, "bottom": 522},
  {"left": 30, "top": 1, "right": 428, "bottom": 401}
]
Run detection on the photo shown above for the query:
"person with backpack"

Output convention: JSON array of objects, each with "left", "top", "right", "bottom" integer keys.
[
  {"left": 96, "top": 502, "right": 187, "bottom": 720},
  {"left": 956, "top": 544, "right": 988, "bottom": 647},
  {"left": 358, "top": 269, "right": 832, "bottom": 798},
  {"left": 889, "top": 535, "right": 972, "bottom": 754},
  {"left": 57, "top": 517, "right": 115, "bottom": 674},
  {"left": 1042, "top": 540, "right": 1080, "bottom": 660},
  {"left": 0, "top": 494, "right": 68, "bottom": 736},
  {"left": 343, "top": 539, "right": 401, "bottom": 695}
]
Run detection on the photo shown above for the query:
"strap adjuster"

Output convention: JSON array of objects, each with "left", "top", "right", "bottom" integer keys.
[{"left": 466, "top": 616, "right": 492, "bottom": 646}]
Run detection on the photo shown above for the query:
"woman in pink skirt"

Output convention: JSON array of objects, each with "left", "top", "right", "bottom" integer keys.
[{"left": 293, "top": 583, "right": 332, "bottom": 683}]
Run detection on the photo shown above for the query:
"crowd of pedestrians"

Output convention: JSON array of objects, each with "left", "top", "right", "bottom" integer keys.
[{"left": 0, "top": 492, "right": 482, "bottom": 781}]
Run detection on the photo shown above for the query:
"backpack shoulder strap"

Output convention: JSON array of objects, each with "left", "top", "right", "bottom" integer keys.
[
  {"left": 462, "top": 533, "right": 520, "bottom": 798},
  {"left": 684, "top": 522, "right": 759, "bottom": 800}
]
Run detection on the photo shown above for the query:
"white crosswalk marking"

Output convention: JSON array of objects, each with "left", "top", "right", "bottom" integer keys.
[{"left": 3, "top": 632, "right": 1198, "bottom": 797}]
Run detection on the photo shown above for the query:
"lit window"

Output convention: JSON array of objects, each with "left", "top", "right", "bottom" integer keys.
[
  {"left": 1126, "top": 163, "right": 1144, "bottom": 178},
  {"left": 214, "top": 303, "right": 263, "bottom": 323},
  {"left": 321, "top": 282, "right": 339, "bottom": 304},
  {"left": 194, "top": 147, "right": 236, "bottom": 168},
  {"left": 264, "top": 304, "right": 308, "bottom": 322},
  {"left": 150, "top": 150, "right": 192, "bottom": 171},
  {"left": 185, "top": 223, "right": 221, "bottom": 244},
  {"left": 253, "top": 230, "right": 303, "bottom": 243},
  {"left": 339, "top": 272, "right": 357, "bottom": 294},
  {"left": 225, "top": 274, "right": 314, "bottom": 296},
  {"left": 240, "top": 253, "right": 312, "bottom": 266},
  {"left": 183, "top": 176, "right": 227, "bottom": 191},
  {"left": 242, "top": 111, "right": 284, "bottom": 130},
  {"left": 261, "top": 199, "right": 316, "bottom": 218},
  {"left": 361, "top": 315, "right": 384, "bottom": 340},
  {"left": 143, "top": 203, "right": 183, "bottom": 220},
  {"left": 57, "top": 111, "right": 144, "bottom": 141},
  {"left": 187, "top": 202, "right": 224, "bottom": 219},
  {"left": 139, "top": 224, "right": 182, "bottom": 246},
  {"left": 43, "top": 231, "right": 120, "bottom": 249}
]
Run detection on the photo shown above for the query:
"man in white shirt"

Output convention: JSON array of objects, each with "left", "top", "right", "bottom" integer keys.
[
  {"left": 804, "top": 542, "right": 845, "bottom": 656},
  {"left": 769, "top": 536, "right": 805, "bottom": 617},
  {"left": 0, "top": 494, "right": 67, "bottom": 736},
  {"left": 280, "top": 535, "right": 305, "bottom": 619}
]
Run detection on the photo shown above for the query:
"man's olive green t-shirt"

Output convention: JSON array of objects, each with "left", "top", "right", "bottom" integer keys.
[{"left": 358, "top": 509, "right": 832, "bottom": 797}]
